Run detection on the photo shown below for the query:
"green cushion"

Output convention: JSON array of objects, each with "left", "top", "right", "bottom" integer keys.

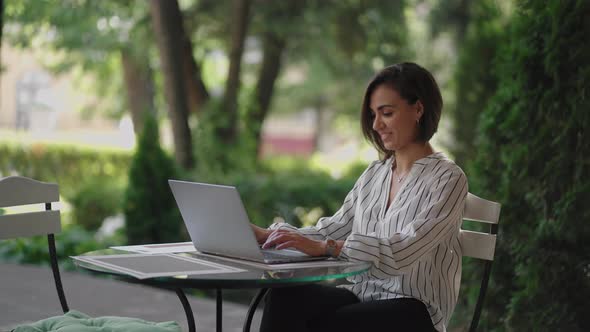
[{"left": 13, "top": 310, "right": 181, "bottom": 332}]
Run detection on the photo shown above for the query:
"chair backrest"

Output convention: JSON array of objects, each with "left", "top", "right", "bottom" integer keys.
[
  {"left": 460, "top": 192, "right": 501, "bottom": 332},
  {"left": 0, "top": 176, "right": 69, "bottom": 313},
  {"left": 461, "top": 193, "right": 501, "bottom": 261},
  {"left": 0, "top": 176, "right": 62, "bottom": 239}
]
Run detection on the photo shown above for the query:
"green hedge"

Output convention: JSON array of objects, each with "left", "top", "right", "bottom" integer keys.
[
  {"left": 67, "top": 177, "right": 125, "bottom": 231},
  {"left": 234, "top": 171, "right": 357, "bottom": 228},
  {"left": 0, "top": 142, "right": 132, "bottom": 198},
  {"left": 469, "top": 1, "right": 590, "bottom": 330},
  {"left": 0, "top": 223, "right": 110, "bottom": 270}
]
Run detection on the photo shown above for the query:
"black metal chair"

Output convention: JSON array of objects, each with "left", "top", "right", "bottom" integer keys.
[{"left": 460, "top": 193, "right": 501, "bottom": 332}]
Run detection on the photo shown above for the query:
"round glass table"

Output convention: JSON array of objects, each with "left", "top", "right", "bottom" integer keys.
[{"left": 73, "top": 249, "right": 371, "bottom": 332}]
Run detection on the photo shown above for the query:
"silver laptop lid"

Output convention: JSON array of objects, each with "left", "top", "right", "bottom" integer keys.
[{"left": 168, "top": 180, "right": 265, "bottom": 262}]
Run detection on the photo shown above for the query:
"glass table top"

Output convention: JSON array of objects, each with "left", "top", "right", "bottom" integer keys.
[{"left": 73, "top": 249, "right": 372, "bottom": 289}]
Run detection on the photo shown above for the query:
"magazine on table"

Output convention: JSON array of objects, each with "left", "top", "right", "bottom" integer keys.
[{"left": 71, "top": 253, "right": 245, "bottom": 279}]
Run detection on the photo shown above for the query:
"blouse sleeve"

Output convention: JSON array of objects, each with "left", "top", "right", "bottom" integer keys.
[
  {"left": 268, "top": 161, "right": 379, "bottom": 241},
  {"left": 339, "top": 168, "right": 468, "bottom": 275}
]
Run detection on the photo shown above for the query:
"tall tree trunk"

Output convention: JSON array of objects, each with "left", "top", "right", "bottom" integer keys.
[
  {"left": 149, "top": 0, "right": 194, "bottom": 169},
  {"left": 181, "top": 31, "right": 209, "bottom": 114},
  {"left": 0, "top": 0, "right": 3, "bottom": 44},
  {"left": 312, "top": 96, "right": 327, "bottom": 152},
  {"left": 217, "top": 0, "right": 251, "bottom": 144},
  {"left": 455, "top": 0, "right": 472, "bottom": 46},
  {"left": 249, "top": 32, "right": 286, "bottom": 156},
  {"left": 246, "top": 0, "right": 304, "bottom": 158},
  {"left": 120, "top": 48, "right": 156, "bottom": 134},
  {"left": 0, "top": 0, "right": 3, "bottom": 112}
]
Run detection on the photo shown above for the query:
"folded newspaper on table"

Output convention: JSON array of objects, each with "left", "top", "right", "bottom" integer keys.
[
  {"left": 71, "top": 253, "right": 245, "bottom": 279},
  {"left": 110, "top": 242, "right": 196, "bottom": 254}
]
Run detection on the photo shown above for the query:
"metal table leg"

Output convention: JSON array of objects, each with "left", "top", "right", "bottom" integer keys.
[
  {"left": 217, "top": 288, "right": 223, "bottom": 332},
  {"left": 175, "top": 288, "right": 196, "bottom": 332},
  {"left": 243, "top": 288, "right": 268, "bottom": 332}
]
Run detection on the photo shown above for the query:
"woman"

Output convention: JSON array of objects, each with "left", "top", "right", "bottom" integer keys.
[{"left": 252, "top": 62, "right": 467, "bottom": 332}]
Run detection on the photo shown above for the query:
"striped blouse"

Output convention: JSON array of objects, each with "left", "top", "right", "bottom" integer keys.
[{"left": 271, "top": 152, "right": 468, "bottom": 332}]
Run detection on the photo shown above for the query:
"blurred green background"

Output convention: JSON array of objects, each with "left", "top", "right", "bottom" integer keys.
[{"left": 0, "top": 0, "right": 588, "bottom": 330}]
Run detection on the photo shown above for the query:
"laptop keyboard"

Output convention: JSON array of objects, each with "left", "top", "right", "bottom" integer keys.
[
  {"left": 261, "top": 249, "right": 306, "bottom": 259},
  {"left": 259, "top": 248, "right": 330, "bottom": 263}
]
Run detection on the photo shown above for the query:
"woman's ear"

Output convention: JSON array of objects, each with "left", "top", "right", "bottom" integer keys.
[{"left": 415, "top": 100, "right": 424, "bottom": 120}]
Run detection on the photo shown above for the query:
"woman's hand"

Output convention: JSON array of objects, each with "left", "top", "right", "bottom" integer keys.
[
  {"left": 262, "top": 229, "right": 326, "bottom": 257},
  {"left": 251, "top": 224, "right": 272, "bottom": 244}
]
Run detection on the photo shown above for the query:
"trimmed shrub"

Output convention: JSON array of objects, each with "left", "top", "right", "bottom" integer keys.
[{"left": 124, "top": 115, "right": 184, "bottom": 245}]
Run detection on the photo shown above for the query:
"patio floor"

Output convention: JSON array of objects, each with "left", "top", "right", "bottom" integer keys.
[{"left": 0, "top": 263, "right": 262, "bottom": 332}]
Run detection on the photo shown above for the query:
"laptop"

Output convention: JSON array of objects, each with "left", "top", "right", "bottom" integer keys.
[{"left": 168, "top": 180, "right": 330, "bottom": 264}]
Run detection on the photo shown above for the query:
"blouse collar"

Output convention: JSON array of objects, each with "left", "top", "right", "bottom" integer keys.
[{"left": 388, "top": 151, "right": 446, "bottom": 169}]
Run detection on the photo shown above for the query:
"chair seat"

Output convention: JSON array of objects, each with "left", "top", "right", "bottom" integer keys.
[{"left": 13, "top": 310, "right": 181, "bottom": 332}]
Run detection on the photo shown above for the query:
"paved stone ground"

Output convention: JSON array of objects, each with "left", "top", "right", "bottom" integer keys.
[{"left": 0, "top": 263, "right": 262, "bottom": 332}]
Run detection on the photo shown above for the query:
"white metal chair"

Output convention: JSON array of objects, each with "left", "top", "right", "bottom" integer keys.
[
  {"left": 0, "top": 176, "right": 69, "bottom": 313},
  {"left": 460, "top": 192, "right": 502, "bottom": 332},
  {"left": 0, "top": 176, "right": 182, "bottom": 332}
]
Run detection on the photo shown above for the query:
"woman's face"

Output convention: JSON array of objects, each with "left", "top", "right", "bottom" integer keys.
[{"left": 369, "top": 84, "right": 422, "bottom": 151}]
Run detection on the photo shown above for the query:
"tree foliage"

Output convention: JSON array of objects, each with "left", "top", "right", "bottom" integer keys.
[
  {"left": 4, "top": 0, "right": 413, "bottom": 171},
  {"left": 270, "top": 0, "right": 411, "bottom": 153},
  {"left": 4, "top": 0, "right": 153, "bottom": 119},
  {"left": 5, "top": 0, "right": 213, "bottom": 168},
  {"left": 470, "top": 0, "right": 590, "bottom": 330}
]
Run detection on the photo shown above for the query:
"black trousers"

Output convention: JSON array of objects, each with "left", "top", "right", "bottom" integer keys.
[{"left": 260, "top": 284, "right": 437, "bottom": 332}]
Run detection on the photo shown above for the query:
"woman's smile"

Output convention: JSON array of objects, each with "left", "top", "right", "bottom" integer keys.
[{"left": 379, "top": 132, "right": 392, "bottom": 141}]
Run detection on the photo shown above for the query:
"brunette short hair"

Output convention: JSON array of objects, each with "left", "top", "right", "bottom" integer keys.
[{"left": 360, "top": 62, "right": 443, "bottom": 159}]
